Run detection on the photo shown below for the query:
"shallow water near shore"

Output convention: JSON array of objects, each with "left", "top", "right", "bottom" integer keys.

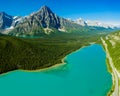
[{"left": 0, "top": 44, "right": 112, "bottom": 96}]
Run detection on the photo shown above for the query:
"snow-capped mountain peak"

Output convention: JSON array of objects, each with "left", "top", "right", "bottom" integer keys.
[
  {"left": 74, "top": 18, "right": 87, "bottom": 26},
  {"left": 74, "top": 18, "right": 118, "bottom": 29}
]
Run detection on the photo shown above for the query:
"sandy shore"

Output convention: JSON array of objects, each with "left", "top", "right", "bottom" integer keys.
[
  {"left": 21, "top": 46, "right": 85, "bottom": 73},
  {"left": 0, "top": 45, "right": 85, "bottom": 77},
  {"left": 21, "top": 57, "right": 67, "bottom": 73},
  {"left": 0, "top": 57, "right": 67, "bottom": 78}
]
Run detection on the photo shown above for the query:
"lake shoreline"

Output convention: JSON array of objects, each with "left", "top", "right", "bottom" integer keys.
[
  {"left": 0, "top": 44, "right": 112, "bottom": 96},
  {"left": 101, "top": 44, "right": 114, "bottom": 96},
  {"left": 0, "top": 46, "right": 84, "bottom": 76},
  {"left": 101, "top": 37, "right": 119, "bottom": 96},
  {"left": 21, "top": 46, "right": 86, "bottom": 73}
]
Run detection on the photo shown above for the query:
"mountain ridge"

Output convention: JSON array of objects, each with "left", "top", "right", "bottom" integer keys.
[
  {"left": 0, "top": 12, "right": 13, "bottom": 29},
  {"left": 0, "top": 6, "right": 119, "bottom": 36},
  {"left": 74, "top": 18, "right": 119, "bottom": 29},
  {"left": 7, "top": 6, "right": 85, "bottom": 36}
]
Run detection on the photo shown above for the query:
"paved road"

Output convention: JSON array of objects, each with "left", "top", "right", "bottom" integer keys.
[{"left": 101, "top": 37, "right": 119, "bottom": 96}]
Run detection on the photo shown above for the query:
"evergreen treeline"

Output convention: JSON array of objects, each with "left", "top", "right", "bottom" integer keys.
[{"left": 0, "top": 33, "right": 100, "bottom": 74}]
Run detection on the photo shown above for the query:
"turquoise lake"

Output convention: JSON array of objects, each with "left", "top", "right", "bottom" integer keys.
[{"left": 0, "top": 44, "right": 112, "bottom": 96}]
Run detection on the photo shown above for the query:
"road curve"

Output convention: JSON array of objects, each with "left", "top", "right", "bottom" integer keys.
[{"left": 101, "top": 37, "right": 119, "bottom": 96}]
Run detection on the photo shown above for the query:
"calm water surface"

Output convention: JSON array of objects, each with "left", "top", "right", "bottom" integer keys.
[{"left": 0, "top": 44, "right": 112, "bottom": 96}]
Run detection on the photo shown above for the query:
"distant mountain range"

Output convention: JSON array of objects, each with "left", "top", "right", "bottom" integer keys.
[
  {"left": 74, "top": 18, "right": 118, "bottom": 29},
  {"left": 0, "top": 6, "right": 119, "bottom": 36}
]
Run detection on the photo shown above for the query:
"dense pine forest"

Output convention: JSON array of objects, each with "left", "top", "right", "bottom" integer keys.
[{"left": 0, "top": 33, "right": 102, "bottom": 74}]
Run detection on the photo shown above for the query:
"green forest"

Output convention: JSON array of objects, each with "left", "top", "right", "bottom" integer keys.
[{"left": 0, "top": 33, "right": 101, "bottom": 74}]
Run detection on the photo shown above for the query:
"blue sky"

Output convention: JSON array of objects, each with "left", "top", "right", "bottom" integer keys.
[{"left": 0, "top": 0, "right": 120, "bottom": 25}]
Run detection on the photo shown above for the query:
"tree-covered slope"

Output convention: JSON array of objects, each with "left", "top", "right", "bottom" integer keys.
[
  {"left": 0, "top": 33, "right": 101, "bottom": 74},
  {"left": 103, "top": 30, "right": 120, "bottom": 71}
]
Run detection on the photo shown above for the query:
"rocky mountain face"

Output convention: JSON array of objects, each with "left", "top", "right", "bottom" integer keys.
[
  {"left": 12, "top": 16, "right": 23, "bottom": 27},
  {"left": 0, "top": 12, "right": 13, "bottom": 29},
  {"left": 10, "top": 6, "right": 62, "bottom": 36},
  {"left": 74, "top": 18, "right": 87, "bottom": 26},
  {"left": 0, "top": 6, "right": 118, "bottom": 36},
  {"left": 8, "top": 6, "right": 83, "bottom": 36},
  {"left": 0, "top": 12, "right": 23, "bottom": 33}
]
